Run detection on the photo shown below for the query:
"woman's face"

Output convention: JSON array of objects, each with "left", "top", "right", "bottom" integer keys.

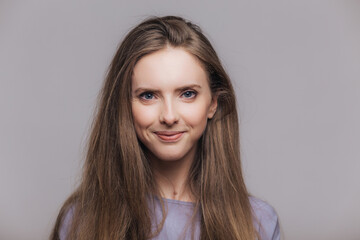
[{"left": 131, "top": 47, "right": 217, "bottom": 162}]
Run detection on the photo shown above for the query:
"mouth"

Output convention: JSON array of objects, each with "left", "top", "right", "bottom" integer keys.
[{"left": 154, "top": 131, "right": 185, "bottom": 142}]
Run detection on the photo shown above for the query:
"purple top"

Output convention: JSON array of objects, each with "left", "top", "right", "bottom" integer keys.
[{"left": 60, "top": 196, "right": 280, "bottom": 240}]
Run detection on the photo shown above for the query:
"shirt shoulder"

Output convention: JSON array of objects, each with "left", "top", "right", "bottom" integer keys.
[
  {"left": 59, "top": 206, "right": 75, "bottom": 240},
  {"left": 249, "top": 196, "right": 280, "bottom": 240}
]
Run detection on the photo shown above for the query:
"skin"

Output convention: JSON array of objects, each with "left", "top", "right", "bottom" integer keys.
[{"left": 131, "top": 47, "right": 217, "bottom": 201}]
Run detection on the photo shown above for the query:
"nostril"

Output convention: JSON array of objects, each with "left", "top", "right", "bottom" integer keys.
[{"left": 160, "top": 114, "right": 179, "bottom": 125}]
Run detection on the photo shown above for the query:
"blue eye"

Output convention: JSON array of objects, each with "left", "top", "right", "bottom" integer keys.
[
  {"left": 182, "top": 90, "right": 196, "bottom": 98},
  {"left": 140, "top": 92, "right": 154, "bottom": 100}
]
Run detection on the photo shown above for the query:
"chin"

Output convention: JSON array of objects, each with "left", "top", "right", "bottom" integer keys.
[{"left": 155, "top": 152, "right": 186, "bottom": 162}]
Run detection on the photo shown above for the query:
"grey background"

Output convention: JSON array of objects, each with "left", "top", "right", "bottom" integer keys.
[{"left": 1, "top": 1, "right": 359, "bottom": 239}]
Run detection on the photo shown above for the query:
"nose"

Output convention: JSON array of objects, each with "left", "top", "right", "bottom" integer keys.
[{"left": 159, "top": 99, "right": 179, "bottom": 126}]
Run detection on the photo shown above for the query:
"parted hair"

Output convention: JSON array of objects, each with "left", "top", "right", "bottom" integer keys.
[{"left": 50, "top": 16, "right": 258, "bottom": 240}]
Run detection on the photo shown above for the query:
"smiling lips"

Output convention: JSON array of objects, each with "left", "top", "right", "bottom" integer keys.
[{"left": 154, "top": 131, "right": 185, "bottom": 142}]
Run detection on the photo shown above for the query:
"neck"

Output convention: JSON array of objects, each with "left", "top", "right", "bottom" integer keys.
[{"left": 150, "top": 151, "right": 196, "bottom": 202}]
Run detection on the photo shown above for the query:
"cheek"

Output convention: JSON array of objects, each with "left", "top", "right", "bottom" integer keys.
[
  {"left": 181, "top": 102, "right": 210, "bottom": 129},
  {"left": 131, "top": 103, "right": 157, "bottom": 130}
]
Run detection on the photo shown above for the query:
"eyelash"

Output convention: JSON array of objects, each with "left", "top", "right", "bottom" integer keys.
[
  {"left": 181, "top": 90, "right": 197, "bottom": 99},
  {"left": 139, "top": 92, "right": 155, "bottom": 100},
  {"left": 138, "top": 90, "right": 197, "bottom": 101}
]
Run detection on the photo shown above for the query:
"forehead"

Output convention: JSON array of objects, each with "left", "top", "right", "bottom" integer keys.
[{"left": 132, "top": 47, "right": 209, "bottom": 90}]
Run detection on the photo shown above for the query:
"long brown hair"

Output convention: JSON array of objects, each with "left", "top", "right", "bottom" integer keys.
[{"left": 50, "top": 16, "right": 257, "bottom": 240}]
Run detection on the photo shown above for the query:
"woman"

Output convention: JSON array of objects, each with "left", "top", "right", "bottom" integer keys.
[{"left": 51, "top": 16, "right": 280, "bottom": 240}]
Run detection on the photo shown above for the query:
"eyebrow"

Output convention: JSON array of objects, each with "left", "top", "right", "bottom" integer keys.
[{"left": 133, "top": 84, "right": 202, "bottom": 95}]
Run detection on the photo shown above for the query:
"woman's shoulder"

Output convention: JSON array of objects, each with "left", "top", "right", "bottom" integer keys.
[
  {"left": 249, "top": 196, "right": 280, "bottom": 240},
  {"left": 58, "top": 205, "right": 75, "bottom": 240}
]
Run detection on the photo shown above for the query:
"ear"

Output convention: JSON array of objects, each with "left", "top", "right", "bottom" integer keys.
[{"left": 207, "top": 94, "right": 218, "bottom": 119}]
